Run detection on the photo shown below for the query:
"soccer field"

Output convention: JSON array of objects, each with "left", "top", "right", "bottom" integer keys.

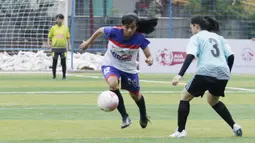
[{"left": 0, "top": 72, "right": 254, "bottom": 143}]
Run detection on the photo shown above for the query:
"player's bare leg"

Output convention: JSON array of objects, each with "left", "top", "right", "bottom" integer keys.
[
  {"left": 207, "top": 92, "right": 242, "bottom": 137},
  {"left": 107, "top": 76, "right": 131, "bottom": 129},
  {"left": 130, "top": 92, "right": 149, "bottom": 128},
  {"left": 169, "top": 90, "right": 193, "bottom": 138}
]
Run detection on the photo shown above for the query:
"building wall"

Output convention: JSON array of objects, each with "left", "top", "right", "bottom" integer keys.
[{"left": 112, "top": 0, "right": 137, "bottom": 16}]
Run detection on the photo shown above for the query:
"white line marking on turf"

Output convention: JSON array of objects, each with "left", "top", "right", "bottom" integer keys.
[
  {"left": 0, "top": 91, "right": 180, "bottom": 94},
  {"left": 72, "top": 74, "right": 103, "bottom": 79},
  {"left": 69, "top": 74, "right": 255, "bottom": 92},
  {"left": 75, "top": 136, "right": 167, "bottom": 139},
  {"left": 140, "top": 79, "right": 255, "bottom": 92},
  {"left": 140, "top": 79, "right": 171, "bottom": 84},
  {"left": 225, "top": 87, "right": 255, "bottom": 92},
  {"left": 0, "top": 105, "right": 244, "bottom": 111},
  {"left": 0, "top": 106, "right": 174, "bottom": 110},
  {"left": 0, "top": 73, "right": 253, "bottom": 93},
  {"left": 0, "top": 71, "right": 50, "bottom": 74},
  {"left": 0, "top": 90, "right": 252, "bottom": 94}
]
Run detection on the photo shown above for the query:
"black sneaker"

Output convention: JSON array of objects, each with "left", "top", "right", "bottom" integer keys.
[
  {"left": 121, "top": 116, "right": 132, "bottom": 129},
  {"left": 140, "top": 116, "right": 150, "bottom": 129}
]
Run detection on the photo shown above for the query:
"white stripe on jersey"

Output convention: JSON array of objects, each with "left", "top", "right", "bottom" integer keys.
[{"left": 102, "top": 41, "right": 139, "bottom": 74}]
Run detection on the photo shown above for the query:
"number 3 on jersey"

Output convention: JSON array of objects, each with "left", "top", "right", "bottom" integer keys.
[{"left": 209, "top": 38, "right": 220, "bottom": 57}]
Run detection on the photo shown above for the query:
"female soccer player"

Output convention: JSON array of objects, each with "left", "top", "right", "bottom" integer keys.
[
  {"left": 170, "top": 16, "right": 242, "bottom": 138},
  {"left": 48, "top": 14, "right": 70, "bottom": 80},
  {"left": 80, "top": 13, "right": 157, "bottom": 129}
]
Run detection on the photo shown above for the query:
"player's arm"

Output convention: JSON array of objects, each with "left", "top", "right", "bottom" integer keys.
[
  {"left": 143, "top": 47, "right": 153, "bottom": 66},
  {"left": 172, "top": 35, "right": 198, "bottom": 86},
  {"left": 47, "top": 27, "right": 53, "bottom": 47},
  {"left": 140, "top": 38, "right": 152, "bottom": 66},
  {"left": 178, "top": 54, "right": 195, "bottom": 76},
  {"left": 224, "top": 42, "right": 234, "bottom": 72},
  {"left": 67, "top": 38, "right": 71, "bottom": 50},
  {"left": 179, "top": 35, "right": 198, "bottom": 77},
  {"left": 80, "top": 27, "right": 105, "bottom": 50},
  {"left": 66, "top": 28, "right": 71, "bottom": 50},
  {"left": 172, "top": 54, "right": 195, "bottom": 86},
  {"left": 47, "top": 38, "right": 52, "bottom": 47},
  {"left": 227, "top": 54, "right": 234, "bottom": 72}
]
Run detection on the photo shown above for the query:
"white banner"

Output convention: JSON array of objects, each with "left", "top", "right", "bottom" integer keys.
[
  {"left": 228, "top": 39, "right": 255, "bottom": 73},
  {"left": 139, "top": 38, "right": 255, "bottom": 74}
]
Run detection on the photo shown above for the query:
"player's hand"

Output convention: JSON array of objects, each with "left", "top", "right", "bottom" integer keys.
[
  {"left": 80, "top": 40, "right": 90, "bottom": 50},
  {"left": 172, "top": 75, "right": 182, "bottom": 86},
  {"left": 47, "top": 43, "right": 52, "bottom": 48},
  {"left": 145, "top": 56, "right": 153, "bottom": 66},
  {"left": 232, "top": 0, "right": 236, "bottom": 5},
  {"left": 68, "top": 45, "right": 72, "bottom": 51}
]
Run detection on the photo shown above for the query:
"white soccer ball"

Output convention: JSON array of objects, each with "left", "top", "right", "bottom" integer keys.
[{"left": 97, "top": 91, "right": 119, "bottom": 112}]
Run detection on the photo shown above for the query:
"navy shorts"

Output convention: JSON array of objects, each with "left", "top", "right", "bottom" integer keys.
[{"left": 101, "top": 66, "right": 140, "bottom": 94}]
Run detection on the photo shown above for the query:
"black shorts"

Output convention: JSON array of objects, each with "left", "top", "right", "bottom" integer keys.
[
  {"left": 185, "top": 75, "right": 228, "bottom": 97},
  {"left": 52, "top": 52, "right": 66, "bottom": 59}
]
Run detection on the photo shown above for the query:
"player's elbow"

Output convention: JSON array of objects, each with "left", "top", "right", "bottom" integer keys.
[{"left": 97, "top": 27, "right": 105, "bottom": 34}]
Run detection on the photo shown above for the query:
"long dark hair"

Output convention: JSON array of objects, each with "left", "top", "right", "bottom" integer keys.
[
  {"left": 191, "top": 16, "right": 220, "bottom": 33},
  {"left": 56, "top": 14, "right": 64, "bottom": 19},
  {"left": 121, "top": 13, "right": 158, "bottom": 34}
]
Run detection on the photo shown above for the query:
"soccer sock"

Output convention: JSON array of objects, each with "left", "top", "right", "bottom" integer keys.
[
  {"left": 61, "top": 58, "right": 66, "bottom": 78},
  {"left": 178, "top": 100, "right": 190, "bottom": 132},
  {"left": 52, "top": 58, "right": 58, "bottom": 78},
  {"left": 111, "top": 89, "right": 128, "bottom": 118},
  {"left": 135, "top": 95, "right": 147, "bottom": 120},
  {"left": 212, "top": 101, "right": 235, "bottom": 128}
]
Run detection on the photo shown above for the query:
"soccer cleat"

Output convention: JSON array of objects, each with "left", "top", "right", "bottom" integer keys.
[
  {"left": 121, "top": 116, "right": 132, "bottom": 129},
  {"left": 140, "top": 116, "right": 150, "bottom": 129},
  {"left": 53, "top": 76, "right": 56, "bottom": 80},
  {"left": 169, "top": 129, "right": 187, "bottom": 138},
  {"left": 62, "top": 77, "right": 66, "bottom": 80},
  {"left": 233, "top": 124, "right": 242, "bottom": 137}
]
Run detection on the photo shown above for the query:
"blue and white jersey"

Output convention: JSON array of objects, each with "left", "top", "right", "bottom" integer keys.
[
  {"left": 186, "top": 30, "right": 233, "bottom": 80},
  {"left": 102, "top": 26, "right": 150, "bottom": 74}
]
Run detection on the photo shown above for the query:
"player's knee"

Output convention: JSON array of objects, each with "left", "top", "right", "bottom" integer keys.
[
  {"left": 108, "top": 81, "right": 119, "bottom": 90},
  {"left": 207, "top": 99, "right": 218, "bottom": 106},
  {"left": 207, "top": 93, "right": 219, "bottom": 106},
  {"left": 207, "top": 99, "right": 219, "bottom": 106},
  {"left": 180, "top": 90, "right": 193, "bottom": 102},
  {"left": 107, "top": 76, "right": 119, "bottom": 90}
]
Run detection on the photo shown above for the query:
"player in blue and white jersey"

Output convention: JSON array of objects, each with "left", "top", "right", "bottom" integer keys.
[
  {"left": 170, "top": 16, "right": 242, "bottom": 138},
  {"left": 80, "top": 13, "right": 158, "bottom": 129}
]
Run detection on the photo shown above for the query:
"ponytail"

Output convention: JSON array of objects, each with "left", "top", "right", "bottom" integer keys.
[
  {"left": 204, "top": 16, "right": 220, "bottom": 33},
  {"left": 121, "top": 13, "right": 158, "bottom": 34},
  {"left": 191, "top": 16, "right": 220, "bottom": 33},
  {"left": 136, "top": 18, "right": 158, "bottom": 34}
]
